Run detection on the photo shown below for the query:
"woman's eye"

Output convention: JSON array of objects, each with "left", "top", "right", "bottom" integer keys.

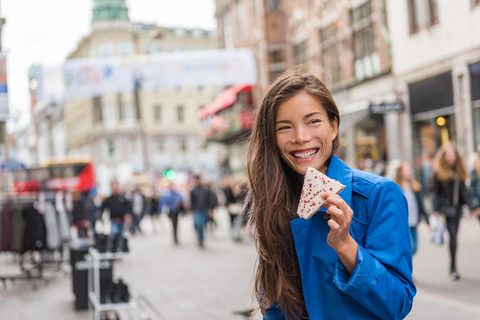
[
  {"left": 276, "top": 126, "right": 290, "bottom": 131},
  {"left": 309, "top": 119, "right": 321, "bottom": 125}
]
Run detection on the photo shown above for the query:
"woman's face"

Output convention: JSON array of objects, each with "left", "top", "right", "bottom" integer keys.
[
  {"left": 401, "top": 163, "right": 412, "bottom": 180},
  {"left": 275, "top": 91, "right": 338, "bottom": 176},
  {"left": 444, "top": 147, "right": 457, "bottom": 166}
]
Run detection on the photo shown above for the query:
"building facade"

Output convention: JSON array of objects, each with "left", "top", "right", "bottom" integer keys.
[
  {"left": 388, "top": 0, "right": 480, "bottom": 190},
  {"left": 63, "top": 0, "right": 220, "bottom": 194},
  {"left": 214, "top": 0, "right": 400, "bottom": 173}
]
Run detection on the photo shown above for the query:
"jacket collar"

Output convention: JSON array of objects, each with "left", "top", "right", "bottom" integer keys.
[{"left": 318, "top": 155, "right": 353, "bottom": 212}]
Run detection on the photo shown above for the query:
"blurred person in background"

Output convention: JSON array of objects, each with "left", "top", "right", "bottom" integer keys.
[
  {"left": 72, "top": 191, "right": 90, "bottom": 238},
  {"left": 394, "top": 161, "right": 431, "bottom": 257},
  {"left": 130, "top": 186, "right": 145, "bottom": 235},
  {"left": 100, "top": 182, "right": 131, "bottom": 248},
  {"left": 432, "top": 143, "right": 472, "bottom": 280},
  {"left": 468, "top": 144, "right": 480, "bottom": 223},
  {"left": 190, "top": 175, "right": 210, "bottom": 248},
  {"left": 85, "top": 188, "right": 100, "bottom": 235},
  {"left": 159, "top": 182, "right": 183, "bottom": 245},
  {"left": 206, "top": 182, "right": 218, "bottom": 231},
  {"left": 222, "top": 178, "right": 236, "bottom": 228}
]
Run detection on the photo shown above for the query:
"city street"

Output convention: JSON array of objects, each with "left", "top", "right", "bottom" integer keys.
[{"left": 1, "top": 207, "right": 479, "bottom": 319}]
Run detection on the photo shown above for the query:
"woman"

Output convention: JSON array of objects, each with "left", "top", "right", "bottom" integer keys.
[
  {"left": 246, "top": 69, "right": 415, "bottom": 320},
  {"left": 432, "top": 143, "right": 471, "bottom": 280},
  {"left": 394, "top": 161, "right": 430, "bottom": 256},
  {"left": 468, "top": 144, "right": 480, "bottom": 222}
]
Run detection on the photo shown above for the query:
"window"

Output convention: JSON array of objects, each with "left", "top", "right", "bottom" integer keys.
[
  {"left": 428, "top": 0, "right": 439, "bottom": 26},
  {"left": 177, "top": 105, "right": 185, "bottom": 124},
  {"left": 179, "top": 138, "right": 187, "bottom": 154},
  {"left": 117, "top": 94, "right": 124, "bottom": 121},
  {"left": 320, "top": 23, "right": 342, "bottom": 84},
  {"left": 129, "top": 138, "right": 138, "bottom": 154},
  {"left": 93, "top": 96, "right": 103, "bottom": 124},
  {"left": 153, "top": 105, "right": 162, "bottom": 123},
  {"left": 266, "top": 0, "right": 279, "bottom": 12},
  {"left": 270, "top": 50, "right": 285, "bottom": 64},
  {"left": 106, "top": 139, "right": 116, "bottom": 159},
  {"left": 197, "top": 86, "right": 204, "bottom": 93},
  {"left": 154, "top": 139, "right": 165, "bottom": 154},
  {"left": 119, "top": 43, "right": 133, "bottom": 56},
  {"left": 408, "top": 0, "right": 422, "bottom": 33},
  {"left": 351, "top": 1, "right": 377, "bottom": 80},
  {"left": 99, "top": 43, "right": 114, "bottom": 57},
  {"left": 293, "top": 40, "right": 308, "bottom": 64}
]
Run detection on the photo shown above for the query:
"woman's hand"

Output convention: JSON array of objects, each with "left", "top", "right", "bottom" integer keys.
[{"left": 321, "top": 192, "right": 358, "bottom": 275}]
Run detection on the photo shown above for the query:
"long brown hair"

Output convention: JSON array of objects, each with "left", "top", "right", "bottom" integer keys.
[
  {"left": 433, "top": 143, "right": 468, "bottom": 182},
  {"left": 246, "top": 68, "right": 340, "bottom": 319},
  {"left": 393, "top": 161, "right": 421, "bottom": 192}
]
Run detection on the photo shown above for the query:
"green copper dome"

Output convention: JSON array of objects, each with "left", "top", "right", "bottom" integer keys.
[{"left": 92, "top": 0, "right": 129, "bottom": 21}]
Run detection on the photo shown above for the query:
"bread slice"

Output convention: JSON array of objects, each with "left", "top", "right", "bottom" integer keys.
[{"left": 297, "top": 167, "right": 345, "bottom": 219}]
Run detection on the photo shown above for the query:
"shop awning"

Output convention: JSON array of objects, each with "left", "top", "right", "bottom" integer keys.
[{"left": 199, "top": 84, "right": 253, "bottom": 119}]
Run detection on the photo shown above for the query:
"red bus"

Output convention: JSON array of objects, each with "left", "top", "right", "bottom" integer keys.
[{"left": 12, "top": 157, "right": 95, "bottom": 194}]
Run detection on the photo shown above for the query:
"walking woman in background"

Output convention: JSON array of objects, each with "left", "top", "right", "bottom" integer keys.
[
  {"left": 246, "top": 68, "right": 415, "bottom": 319},
  {"left": 432, "top": 143, "right": 471, "bottom": 280},
  {"left": 394, "top": 161, "right": 430, "bottom": 257},
  {"left": 468, "top": 144, "right": 480, "bottom": 223}
]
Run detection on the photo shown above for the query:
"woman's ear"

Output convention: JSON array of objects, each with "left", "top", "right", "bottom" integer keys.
[{"left": 331, "top": 117, "right": 339, "bottom": 139}]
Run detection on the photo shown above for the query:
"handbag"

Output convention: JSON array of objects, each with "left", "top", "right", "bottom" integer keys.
[{"left": 440, "top": 174, "right": 459, "bottom": 218}]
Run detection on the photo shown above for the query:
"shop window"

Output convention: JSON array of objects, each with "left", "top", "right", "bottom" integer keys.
[
  {"left": 105, "top": 139, "right": 116, "bottom": 159},
  {"left": 470, "top": 62, "right": 480, "bottom": 101},
  {"left": 154, "top": 139, "right": 165, "bottom": 154},
  {"left": 355, "top": 116, "right": 387, "bottom": 176}
]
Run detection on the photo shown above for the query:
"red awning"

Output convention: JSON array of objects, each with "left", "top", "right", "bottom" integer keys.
[{"left": 199, "top": 84, "right": 253, "bottom": 119}]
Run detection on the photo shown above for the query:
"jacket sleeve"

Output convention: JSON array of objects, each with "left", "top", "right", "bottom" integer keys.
[{"left": 332, "top": 180, "right": 416, "bottom": 320}]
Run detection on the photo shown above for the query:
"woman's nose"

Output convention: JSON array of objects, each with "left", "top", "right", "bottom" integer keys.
[{"left": 293, "top": 126, "right": 311, "bottom": 143}]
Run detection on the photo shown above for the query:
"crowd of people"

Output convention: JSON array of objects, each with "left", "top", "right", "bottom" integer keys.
[{"left": 68, "top": 174, "right": 250, "bottom": 250}]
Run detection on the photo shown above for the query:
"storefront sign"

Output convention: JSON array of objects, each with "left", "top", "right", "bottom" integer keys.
[{"left": 369, "top": 101, "right": 404, "bottom": 115}]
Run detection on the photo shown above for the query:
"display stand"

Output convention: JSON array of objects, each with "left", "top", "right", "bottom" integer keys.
[{"left": 86, "top": 247, "right": 136, "bottom": 320}]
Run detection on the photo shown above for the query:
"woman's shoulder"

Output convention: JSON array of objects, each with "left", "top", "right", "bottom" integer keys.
[{"left": 352, "top": 169, "right": 398, "bottom": 195}]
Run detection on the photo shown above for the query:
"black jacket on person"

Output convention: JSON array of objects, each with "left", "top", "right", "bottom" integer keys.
[
  {"left": 190, "top": 186, "right": 210, "bottom": 211},
  {"left": 413, "top": 190, "right": 430, "bottom": 226},
  {"left": 100, "top": 194, "right": 129, "bottom": 221},
  {"left": 432, "top": 173, "right": 470, "bottom": 214}
]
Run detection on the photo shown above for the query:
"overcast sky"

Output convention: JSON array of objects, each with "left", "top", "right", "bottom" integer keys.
[{"left": 1, "top": 0, "right": 216, "bottom": 131}]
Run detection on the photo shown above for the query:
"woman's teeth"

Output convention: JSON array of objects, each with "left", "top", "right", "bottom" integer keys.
[{"left": 292, "top": 149, "right": 318, "bottom": 159}]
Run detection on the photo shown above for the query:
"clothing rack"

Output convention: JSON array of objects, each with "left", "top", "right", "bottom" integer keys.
[{"left": 0, "top": 192, "right": 67, "bottom": 290}]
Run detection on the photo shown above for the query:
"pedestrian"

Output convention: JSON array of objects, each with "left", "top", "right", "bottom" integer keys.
[
  {"left": 245, "top": 69, "right": 415, "bottom": 319},
  {"left": 159, "top": 182, "right": 183, "bottom": 245},
  {"left": 394, "top": 161, "right": 431, "bottom": 256},
  {"left": 100, "top": 182, "right": 131, "bottom": 249},
  {"left": 206, "top": 182, "right": 218, "bottom": 231},
  {"left": 130, "top": 186, "right": 145, "bottom": 235},
  {"left": 468, "top": 144, "right": 480, "bottom": 223},
  {"left": 190, "top": 175, "right": 210, "bottom": 248},
  {"left": 222, "top": 178, "right": 237, "bottom": 228},
  {"left": 432, "top": 143, "right": 472, "bottom": 280}
]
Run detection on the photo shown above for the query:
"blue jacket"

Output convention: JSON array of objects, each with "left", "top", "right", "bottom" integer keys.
[
  {"left": 159, "top": 190, "right": 183, "bottom": 212},
  {"left": 265, "top": 156, "right": 416, "bottom": 320}
]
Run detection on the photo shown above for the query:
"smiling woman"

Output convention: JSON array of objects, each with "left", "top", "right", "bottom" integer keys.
[{"left": 246, "top": 67, "right": 416, "bottom": 319}]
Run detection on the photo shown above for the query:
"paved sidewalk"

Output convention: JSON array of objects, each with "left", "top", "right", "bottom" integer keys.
[{"left": 1, "top": 207, "right": 479, "bottom": 319}]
